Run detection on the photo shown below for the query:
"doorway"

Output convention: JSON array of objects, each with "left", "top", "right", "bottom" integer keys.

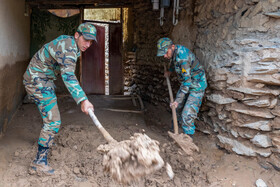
[
  {"left": 82, "top": 23, "right": 106, "bottom": 95},
  {"left": 81, "top": 8, "right": 125, "bottom": 95}
]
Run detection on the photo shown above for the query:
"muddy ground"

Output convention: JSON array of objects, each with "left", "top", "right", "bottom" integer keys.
[{"left": 0, "top": 95, "right": 279, "bottom": 187}]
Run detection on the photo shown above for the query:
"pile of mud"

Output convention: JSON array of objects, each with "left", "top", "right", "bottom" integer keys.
[
  {"left": 2, "top": 98, "right": 280, "bottom": 186},
  {"left": 1, "top": 124, "right": 210, "bottom": 186},
  {"left": 97, "top": 133, "right": 165, "bottom": 184},
  {"left": 0, "top": 97, "right": 210, "bottom": 186}
]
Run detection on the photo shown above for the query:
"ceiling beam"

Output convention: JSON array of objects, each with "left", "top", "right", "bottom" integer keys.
[{"left": 26, "top": 0, "right": 134, "bottom": 9}]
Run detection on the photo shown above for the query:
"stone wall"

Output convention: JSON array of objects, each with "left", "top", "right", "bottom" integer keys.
[
  {"left": 0, "top": 0, "right": 30, "bottom": 135},
  {"left": 128, "top": 0, "right": 280, "bottom": 164},
  {"left": 125, "top": 0, "right": 196, "bottom": 105},
  {"left": 194, "top": 0, "right": 280, "bottom": 164}
]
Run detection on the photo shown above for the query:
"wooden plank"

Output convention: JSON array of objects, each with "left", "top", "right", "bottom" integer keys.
[
  {"left": 26, "top": 0, "right": 133, "bottom": 9},
  {"left": 26, "top": 0, "right": 133, "bottom": 4}
]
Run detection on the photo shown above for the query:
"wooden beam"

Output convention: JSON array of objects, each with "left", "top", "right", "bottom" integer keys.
[
  {"left": 26, "top": 0, "right": 133, "bottom": 4},
  {"left": 26, "top": 0, "right": 134, "bottom": 9}
]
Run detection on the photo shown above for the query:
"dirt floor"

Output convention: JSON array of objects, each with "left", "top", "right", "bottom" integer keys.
[{"left": 0, "top": 95, "right": 280, "bottom": 187}]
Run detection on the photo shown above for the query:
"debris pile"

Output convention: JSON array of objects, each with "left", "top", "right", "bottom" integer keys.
[{"left": 97, "top": 133, "right": 165, "bottom": 184}]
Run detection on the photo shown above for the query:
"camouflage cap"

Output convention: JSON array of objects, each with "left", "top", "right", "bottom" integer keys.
[
  {"left": 157, "top": 37, "right": 173, "bottom": 56},
  {"left": 77, "top": 22, "right": 97, "bottom": 42}
]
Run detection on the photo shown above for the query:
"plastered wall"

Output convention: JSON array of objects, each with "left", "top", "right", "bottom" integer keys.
[{"left": 0, "top": 0, "right": 30, "bottom": 135}]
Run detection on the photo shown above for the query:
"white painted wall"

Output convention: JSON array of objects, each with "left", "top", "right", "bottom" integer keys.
[
  {"left": 0, "top": 0, "right": 30, "bottom": 134},
  {"left": 0, "top": 0, "right": 30, "bottom": 69}
]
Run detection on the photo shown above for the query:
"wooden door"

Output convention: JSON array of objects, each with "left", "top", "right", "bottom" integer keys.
[
  {"left": 109, "top": 23, "right": 123, "bottom": 95},
  {"left": 82, "top": 24, "right": 105, "bottom": 94}
]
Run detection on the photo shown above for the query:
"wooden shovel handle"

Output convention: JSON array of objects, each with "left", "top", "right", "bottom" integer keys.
[
  {"left": 88, "top": 109, "right": 116, "bottom": 143},
  {"left": 164, "top": 64, "right": 179, "bottom": 134}
]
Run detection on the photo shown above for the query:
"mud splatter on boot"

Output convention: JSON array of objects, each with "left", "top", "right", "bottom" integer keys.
[{"left": 29, "top": 145, "right": 54, "bottom": 175}]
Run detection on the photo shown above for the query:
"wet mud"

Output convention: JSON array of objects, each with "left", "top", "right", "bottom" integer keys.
[{"left": 0, "top": 95, "right": 279, "bottom": 187}]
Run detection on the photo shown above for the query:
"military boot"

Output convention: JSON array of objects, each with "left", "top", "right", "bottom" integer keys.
[{"left": 30, "top": 145, "right": 54, "bottom": 175}]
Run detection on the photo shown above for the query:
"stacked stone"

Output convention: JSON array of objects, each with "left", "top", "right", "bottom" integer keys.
[
  {"left": 123, "top": 52, "right": 136, "bottom": 95},
  {"left": 123, "top": 51, "right": 171, "bottom": 103},
  {"left": 194, "top": 0, "right": 280, "bottom": 163},
  {"left": 130, "top": 59, "right": 171, "bottom": 106},
  {"left": 129, "top": 1, "right": 174, "bottom": 104}
]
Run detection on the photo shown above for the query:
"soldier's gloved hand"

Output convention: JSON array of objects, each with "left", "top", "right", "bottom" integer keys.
[
  {"left": 170, "top": 101, "right": 178, "bottom": 109},
  {"left": 81, "top": 99, "right": 94, "bottom": 115}
]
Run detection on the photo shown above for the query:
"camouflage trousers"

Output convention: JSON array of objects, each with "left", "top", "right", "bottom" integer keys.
[
  {"left": 23, "top": 78, "right": 61, "bottom": 148},
  {"left": 176, "top": 90, "right": 205, "bottom": 135}
]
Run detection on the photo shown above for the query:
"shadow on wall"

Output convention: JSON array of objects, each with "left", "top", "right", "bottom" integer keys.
[
  {"left": 0, "top": 60, "right": 29, "bottom": 136},
  {"left": 30, "top": 8, "right": 80, "bottom": 57}
]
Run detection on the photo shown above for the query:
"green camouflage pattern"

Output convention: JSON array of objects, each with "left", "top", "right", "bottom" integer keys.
[
  {"left": 24, "top": 78, "right": 60, "bottom": 147},
  {"left": 169, "top": 45, "right": 207, "bottom": 135},
  {"left": 23, "top": 35, "right": 87, "bottom": 147},
  {"left": 169, "top": 45, "right": 207, "bottom": 102},
  {"left": 176, "top": 91, "right": 204, "bottom": 134},
  {"left": 157, "top": 37, "right": 173, "bottom": 56},
  {"left": 77, "top": 22, "right": 97, "bottom": 41}
]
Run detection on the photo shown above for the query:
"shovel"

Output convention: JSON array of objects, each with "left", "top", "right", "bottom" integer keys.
[
  {"left": 163, "top": 63, "right": 199, "bottom": 157},
  {"left": 164, "top": 63, "right": 179, "bottom": 134},
  {"left": 88, "top": 109, "right": 116, "bottom": 143}
]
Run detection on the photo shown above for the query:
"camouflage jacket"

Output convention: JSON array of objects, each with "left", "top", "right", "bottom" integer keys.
[
  {"left": 23, "top": 35, "right": 87, "bottom": 104},
  {"left": 169, "top": 45, "right": 207, "bottom": 103}
]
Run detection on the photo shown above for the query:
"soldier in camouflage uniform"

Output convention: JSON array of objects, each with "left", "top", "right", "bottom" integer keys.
[
  {"left": 23, "top": 22, "right": 97, "bottom": 174},
  {"left": 157, "top": 37, "right": 207, "bottom": 136}
]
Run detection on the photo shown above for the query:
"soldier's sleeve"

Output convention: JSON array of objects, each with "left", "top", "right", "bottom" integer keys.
[
  {"left": 50, "top": 40, "right": 88, "bottom": 104},
  {"left": 175, "top": 59, "right": 191, "bottom": 104}
]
